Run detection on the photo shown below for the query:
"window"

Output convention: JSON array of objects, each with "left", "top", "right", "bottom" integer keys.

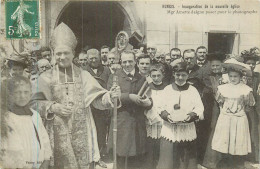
[{"left": 208, "top": 33, "right": 236, "bottom": 54}]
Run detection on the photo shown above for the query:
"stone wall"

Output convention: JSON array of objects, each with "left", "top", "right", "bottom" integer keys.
[
  {"left": 144, "top": 1, "right": 260, "bottom": 54},
  {"left": 0, "top": 1, "right": 259, "bottom": 56}
]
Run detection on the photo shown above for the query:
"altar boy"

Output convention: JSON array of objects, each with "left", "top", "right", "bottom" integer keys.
[{"left": 1, "top": 76, "right": 52, "bottom": 168}]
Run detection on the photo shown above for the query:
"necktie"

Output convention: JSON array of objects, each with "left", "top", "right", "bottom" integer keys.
[
  {"left": 127, "top": 73, "right": 134, "bottom": 78},
  {"left": 197, "top": 61, "right": 203, "bottom": 67}
]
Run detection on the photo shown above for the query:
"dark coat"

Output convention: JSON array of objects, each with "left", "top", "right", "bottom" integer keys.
[
  {"left": 187, "top": 64, "right": 204, "bottom": 95},
  {"left": 197, "top": 70, "right": 222, "bottom": 164},
  {"left": 195, "top": 59, "right": 209, "bottom": 68},
  {"left": 246, "top": 72, "right": 260, "bottom": 162},
  {"left": 83, "top": 64, "right": 111, "bottom": 89},
  {"left": 107, "top": 68, "right": 148, "bottom": 156},
  {"left": 84, "top": 64, "right": 111, "bottom": 150}
]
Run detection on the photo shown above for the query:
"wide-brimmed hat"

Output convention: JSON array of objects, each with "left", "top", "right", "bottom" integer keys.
[
  {"left": 207, "top": 53, "right": 226, "bottom": 62},
  {"left": 223, "top": 58, "right": 252, "bottom": 76},
  {"left": 6, "top": 53, "right": 27, "bottom": 68}
]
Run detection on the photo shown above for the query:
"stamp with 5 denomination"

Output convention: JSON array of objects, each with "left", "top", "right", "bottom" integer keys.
[{"left": 5, "top": 0, "right": 40, "bottom": 39}]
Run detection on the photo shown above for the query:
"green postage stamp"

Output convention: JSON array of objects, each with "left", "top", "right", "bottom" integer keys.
[{"left": 5, "top": 0, "right": 40, "bottom": 39}]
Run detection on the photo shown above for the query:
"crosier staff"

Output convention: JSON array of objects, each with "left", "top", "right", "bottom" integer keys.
[{"left": 112, "top": 74, "right": 118, "bottom": 169}]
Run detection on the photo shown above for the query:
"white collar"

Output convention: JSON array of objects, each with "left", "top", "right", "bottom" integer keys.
[
  {"left": 139, "top": 71, "right": 149, "bottom": 77},
  {"left": 123, "top": 68, "right": 135, "bottom": 76},
  {"left": 153, "top": 81, "right": 163, "bottom": 85},
  {"left": 109, "top": 67, "right": 114, "bottom": 74},
  {"left": 197, "top": 60, "right": 205, "bottom": 64},
  {"left": 102, "top": 61, "right": 107, "bottom": 66},
  {"left": 91, "top": 68, "right": 98, "bottom": 74}
]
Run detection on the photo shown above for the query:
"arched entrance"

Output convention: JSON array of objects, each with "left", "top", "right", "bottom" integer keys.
[{"left": 56, "top": 1, "right": 132, "bottom": 53}]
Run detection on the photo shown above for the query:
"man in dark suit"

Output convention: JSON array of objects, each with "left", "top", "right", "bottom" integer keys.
[
  {"left": 84, "top": 49, "right": 111, "bottom": 167},
  {"left": 170, "top": 48, "right": 182, "bottom": 61},
  {"left": 78, "top": 51, "right": 88, "bottom": 68},
  {"left": 137, "top": 54, "right": 151, "bottom": 77},
  {"left": 107, "top": 51, "right": 152, "bottom": 169},
  {"left": 85, "top": 49, "right": 111, "bottom": 88},
  {"left": 107, "top": 52, "right": 122, "bottom": 75},
  {"left": 100, "top": 45, "right": 110, "bottom": 66},
  {"left": 40, "top": 46, "right": 52, "bottom": 62},
  {"left": 195, "top": 46, "right": 208, "bottom": 67},
  {"left": 183, "top": 49, "right": 204, "bottom": 94}
]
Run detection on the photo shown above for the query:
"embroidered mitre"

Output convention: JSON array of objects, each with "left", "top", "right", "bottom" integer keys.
[{"left": 50, "top": 22, "right": 77, "bottom": 50}]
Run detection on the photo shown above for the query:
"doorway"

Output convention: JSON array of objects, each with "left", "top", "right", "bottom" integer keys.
[
  {"left": 56, "top": 1, "right": 131, "bottom": 54},
  {"left": 208, "top": 33, "right": 236, "bottom": 54}
]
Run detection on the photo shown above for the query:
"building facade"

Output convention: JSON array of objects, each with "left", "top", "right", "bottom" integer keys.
[{"left": 0, "top": 0, "right": 259, "bottom": 55}]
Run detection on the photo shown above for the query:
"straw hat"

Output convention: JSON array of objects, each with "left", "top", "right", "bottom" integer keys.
[
  {"left": 223, "top": 58, "right": 252, "bottom": 76},
  {"left": 6, "top": 53, "right": 27, "bottom": 68}
]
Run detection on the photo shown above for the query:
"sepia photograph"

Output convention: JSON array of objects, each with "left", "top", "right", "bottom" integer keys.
[{"left": 0, "top": 0, "right": 259, "bottom": 168}]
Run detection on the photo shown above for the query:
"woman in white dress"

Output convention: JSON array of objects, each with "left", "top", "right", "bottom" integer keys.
[{"left": 0, "top": 76, "right": 52, "bottom": 168}]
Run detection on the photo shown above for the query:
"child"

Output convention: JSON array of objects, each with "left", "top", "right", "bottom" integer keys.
[
  {"left": 144, "top": 64, "right": 168, "bottom": 169},
  {"left": 157, "top": 62, "right": 204, "bottom": 169},
  {"left": 211, "top": 63, "right": 255, "bottom": 168},
  {"left": 0, "top": 76, "right": 52, "bottom": 168}
]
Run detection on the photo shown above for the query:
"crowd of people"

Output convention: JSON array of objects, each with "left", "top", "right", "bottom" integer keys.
[{"left": 0, "top": 22, "right": 260, "bottom": 169}]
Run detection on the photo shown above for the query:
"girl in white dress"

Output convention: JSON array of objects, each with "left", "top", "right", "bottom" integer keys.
[
  {"left": 0, "top": 76, "right": 52, "bottom": 168},
  {"left": 212, "top": 64, "right": 255, "bottom": 168}
]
